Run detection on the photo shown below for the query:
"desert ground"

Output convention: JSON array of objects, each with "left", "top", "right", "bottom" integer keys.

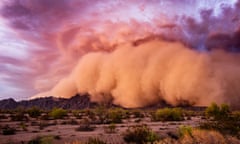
[{"left": 0, "top": 104, "right": 240, "bottom": 144}]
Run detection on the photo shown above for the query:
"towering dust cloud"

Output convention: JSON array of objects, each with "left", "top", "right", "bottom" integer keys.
[{"left": 47, "top": 39, "right": 240, "bottom": 109}]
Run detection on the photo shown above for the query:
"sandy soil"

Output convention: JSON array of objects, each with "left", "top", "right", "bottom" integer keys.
[{"left": 0, "top": 112, "right": 204, "bottom": 144}]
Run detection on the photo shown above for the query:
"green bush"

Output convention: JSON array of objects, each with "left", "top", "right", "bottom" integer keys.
[
  {"left": 232, "top": 111, "right": 240, "bottom": 121},
  {"left": 132, "top": 110, "right": 144, "bottom": 118},
  {"left": 178, "top": 125, "right": 193, "bottom": 138},
  {"left": 19, "top": 122, "right": 28, "bottom": 131},
  {"left": 205, "top": 103, "right": 230, "bottom": 120},
  {"left": 153, "top": 108, "right": 184, "bottom": 121},
  {"left": 104, "top": 123, "right": 116, "bottom": 133},
  {"left": 104, "top": 108, "right": 128, "bottom": 124},
  {"left": 123, "top": 125, "right": 160, "bottom": 144},
  {"left": 27, "top": 107, "right": 41, "bottom": 118},
  {"left": 201, "top": 103, "right": 240, "bottom": 136},
  {"left": 2, "top": 125, "right": 16, "bottom": 135},
  {"left": 49, "top": 108, "right": 67, "bottom": 119},
  {"left": 28, "top": 135, "right": 54, "bottom": 144}
]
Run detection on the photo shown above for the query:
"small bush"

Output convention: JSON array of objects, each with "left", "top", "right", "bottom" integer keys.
[
  {"left": 39, "top": 121, "right": 57, "bottom": 130},
  {"left": 123, "top": 125, "right": 160, "bottom": 144},
  {"left": 132, "top": 110, "right": 144, "bottom": 118},
  {"left": 104, "top": 123, "right": 116, "bottom": 133},
  {"left": 106, "top": 108, "right": 126, "bottom": 124},
  {"left": 205, "top": 103, "right": 230, "bottom": 120},
  {"left": 28, "top": 135, "right": 54, "bottom": 144},
  {"left": 199, "top": 120, "right": 240, "bottom": 136},
  {"left": 19, "top": 122, "right": 28, "bottom": 131},
  {"left": 27, "top": 107, "right": 42, "bottom": 118},
  {"left": 49, "top": 108, "right": 67, "bottom": 119},
  {"left": 2, "top": 125, "right": 16, "bottom": 135},
  {"left": 0, "top": 114, "right": 7, "bottom": 119},
  {"left": 232, "top": 111, "right": 240, "bottom": 121},
  {"left": 76, "top": 119, "right": 95, "bottom": 132},
  {"left": 178, "top": 125, "right": 193, "bottom": 138},
  {"left": 72, "top": 110, "right": 82, "bottom": 119},
  {"left": 11, "top": 112, "right": 28, "bottom": 121},
  {"left": 153, "top": 108, "right": 184, "bottom": 121},
  {"left": 40, "top": 113, "right": 51, "bottom": 120},
  {"left": 75, "top": 124, "right": 95, "bottom": 132}
]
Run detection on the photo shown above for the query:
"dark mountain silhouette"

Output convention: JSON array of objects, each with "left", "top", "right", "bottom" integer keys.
[
  {"left": 0, "top": 94, "right": 98, "bottom": 110},
  {"left": 0, "top": 94, "right": 206, "bottom": 110}
]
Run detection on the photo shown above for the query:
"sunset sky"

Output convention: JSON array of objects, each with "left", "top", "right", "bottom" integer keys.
[{"left": 0, "top": 0, "right": 239, "bottom": 105}]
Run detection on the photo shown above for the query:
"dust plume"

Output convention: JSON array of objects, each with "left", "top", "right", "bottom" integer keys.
[{"left": 37, "top": 39, "right": 240, "bottom": 109}]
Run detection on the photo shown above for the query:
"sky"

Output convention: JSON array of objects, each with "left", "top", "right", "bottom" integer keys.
[{"left": 0, "top": 0, "right": 239, "bottom": 104}]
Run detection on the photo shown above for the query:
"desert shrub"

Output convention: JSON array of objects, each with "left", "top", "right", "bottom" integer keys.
[
  {"left": 104, "top": 123, "right": 116, "bottom": 133},
  {"left": 39, "top": 121, "right": 57, "bottom": 130},
  {"left": 86, "top": 137, "right": 107, "bottom": 144},
  {"left": 76, "top": 119, "right": 95, "bottom": 132},
  {"left": 153, "top": 108, "right": 184, "bottom": 121},
  {"left": 27, "top": 107, "right": 42, "bottom": 118},
  {"left": 67, "top": 119, "right": 79, "bottom": 125},
  {"left": 72, "top": 110, "right": 83, "bottom": 119},
  {"left": 40, "top": 113, "right": 51, "bottom": 120},
  {"left": 183, "top": 110, "right": 202, "bottom": 118},
  {"left": 123, "top": 124, "right": 160, "bottom": 144},
  {"left": 205, "top": 103, "right": 230, "bottom": 120},
  {"left": 10, "top": 112, "right": 28, "bottom": 121},
  {"left": 1, "top": 125, "right": 16, "bottom": 135},
  {"left": 28, "top": 135, "right": 54, "bottom": 144},
  {"left": 92, "top": 106, "right": 106, "bottom": 123},
  {"left": 178, "top": 125, "right": 193, "bottom": 138},
  {"left": 232, "top": 111, "right": 240, "bottom": 121},
  {"left": 19, "top": 122, "right": 28, "bottom": 131},
  {"left": 131, "top": 110, "right": 144, "bottom": 118},
  {"left": 199, "top": 119, "right": 240, "bottom": 136},
  {"left": 75, "top": 124, "right": 95, "bottom": 132},
  {"left": 49, "top": 108, "right": 67, "bottom": 119},
  {"left": 106, "top": 108, "right": 126, "bottom": 123},
  {"left": 201, "top": 103, "right": 240, "bottom": 136},
  {"left": 54, "top": 135, "right": 61, "bottom": 140},
  {"left": 0, "top": 114, "right": 7, "bottom": 119}
]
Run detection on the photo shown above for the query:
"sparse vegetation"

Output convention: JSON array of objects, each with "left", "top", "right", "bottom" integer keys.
[
  {"left": 1, "top": 125, "right": 16, "bottom": 135},
  {"left": 152, "top": 108, "right": 184, "bottom": 121},
  {"left": 75, "top": 119, "right": 95, "bottom": 132},
  {"left": 178, "top": 125, "right": 193, "bottom": 138},
  {"left": 200, "top": 103, "right": 240, "bottom": 137},
  {"left": 27, "top": 107, "right": 42, "bottom": 118},
  {"left": 104, "top": 123, "right": 116, "bottom": 133},
  {"left": 1, "top": 104, "right": 240, "bottom": 143},
  {"left": 156, "top": 129, "right": 237, "bottom": 144},
  {"left": 106, "top": 108, "right": 126, "bottom": 123},
  {"left": 10, "top": 111, "right": 28, "bottom": 121},
  {"left": 28, "top": 135, "right": 54, "bottom": 144},
  {"left": 19, "top": 122, "right": 28, "bottom": 131},
  {"left": 49, "top": 108, "right": 67, "bottom": 119},
  {"left": 123, "top": 124, "right": 160, "bottom": 144},
  {"left": 205, "top": 103, "right": 230, "bottom": 120}
]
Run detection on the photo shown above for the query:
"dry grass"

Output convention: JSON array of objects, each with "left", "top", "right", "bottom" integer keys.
[{"left": 156, "top": 129, "right": 240, "bottom": 144}]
